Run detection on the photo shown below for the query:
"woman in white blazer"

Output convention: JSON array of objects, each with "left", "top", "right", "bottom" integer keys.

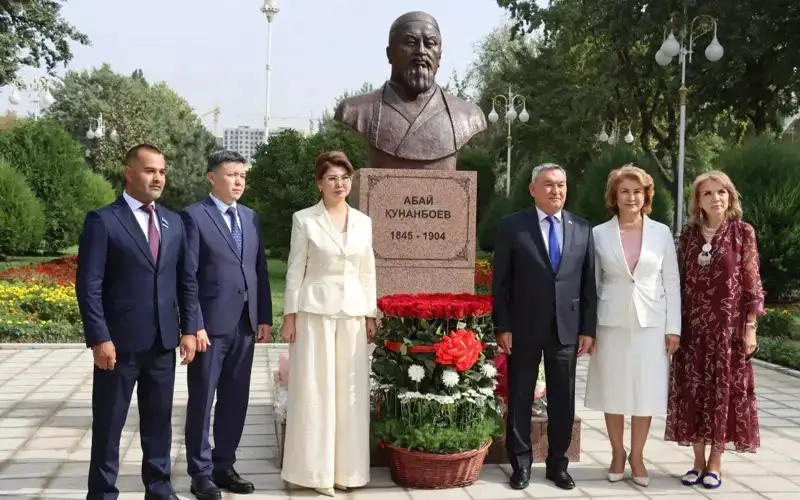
[
  {"left": 584, "top": 165, "right": 681, "bottom": 487},
  {"left": 279, "top": 151, "right": 377, "bottom": 497}
]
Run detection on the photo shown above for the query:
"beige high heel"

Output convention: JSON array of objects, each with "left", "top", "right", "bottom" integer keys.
[
  {"left": 608, "top": 451, "right": 626, "bottom": 482},
  {"left": 628, "top": 457, "right": 650, "bottom": 487},
  {"left": 314, "top": 487, "right": 335, "bottom": 496}
]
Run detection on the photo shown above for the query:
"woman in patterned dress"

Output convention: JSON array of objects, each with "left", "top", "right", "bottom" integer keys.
[{"left": 665, "top": 170, "right": 764, "bottom": 490}]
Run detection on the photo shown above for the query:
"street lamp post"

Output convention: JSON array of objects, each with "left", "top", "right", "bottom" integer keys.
[
  {"left": 654, "top": 11, "right": 724, "bottom": 235},
  {"left": 261, "top": 0, "right": 279, "bottom": 145},
  {"left": 86, "top": 113, "right": 119, "bottom": 142},
  {"left": 6, "top": 76, "right": 58, "bottom": 119},
  {"left": 487, "top": 86, "right": 530, "bottom": 196},
  {"left": 597, "top": 118, "right": 635, "bottom": 145}
]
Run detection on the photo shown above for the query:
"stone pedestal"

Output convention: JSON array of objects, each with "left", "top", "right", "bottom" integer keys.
[
  {"left": 484, "top": 415, "right": 582, "bottom": 464},
  {"left": 350, "top": 168, "right": 477, "bottom": 298}
]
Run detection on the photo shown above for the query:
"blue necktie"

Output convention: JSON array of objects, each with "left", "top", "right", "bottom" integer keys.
[
  {"left": 227, "top": 206, "right": 243, "bottom": 257},
  {"left": 546, "top": 215, "right": 561, "bottom": 272}
]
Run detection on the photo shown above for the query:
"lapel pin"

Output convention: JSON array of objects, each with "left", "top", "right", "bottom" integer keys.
[{"left": 161, "top": 217, "right": 169, "bottom": 229}]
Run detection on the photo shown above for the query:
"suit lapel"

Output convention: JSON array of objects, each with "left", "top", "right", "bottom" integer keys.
[
  {"left": 524, "top": 208, "right": 553, "bottom": 273},
  {"left": 314, "top": 201, "right": 345, "bottom": 252},
  {"left": 111, "top": 197, "right": 156, "bottom": 268},
  {"left": 155, "top": 206, "right": 172, "bottom": 271},
  {"left": 239, "top": 206, "right": 254, "bottom": 262},
  {"left": 609, "top": 216, "right": 633, "bottom": 278},
  {"left": 202, "top": 197, "right": 241, "bottom": 261},
  {"left": 556, "top": 211, "right": 576, "bottom": 276}
]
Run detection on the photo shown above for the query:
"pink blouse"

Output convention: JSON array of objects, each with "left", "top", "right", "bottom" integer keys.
[{"left": 620, "top": 230, "right": 642, "bottom": 274}]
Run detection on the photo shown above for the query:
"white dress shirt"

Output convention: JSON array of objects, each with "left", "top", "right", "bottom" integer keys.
[
  {"left": 209, "top": 193, "right": 241, "bottom": 231},
  {"left": 535, "top": 206, "right": 563, "bottom": 254},
  {"left": 122, "top": 191, "right": 160, "bottom": 242}
]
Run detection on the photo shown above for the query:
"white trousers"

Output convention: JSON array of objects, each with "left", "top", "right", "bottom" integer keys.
[{"left": 280, "top": 312, "right": 371, "bottom": 488}]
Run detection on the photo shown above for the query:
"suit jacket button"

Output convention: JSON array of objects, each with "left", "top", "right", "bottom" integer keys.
[{"left": 238, "top": 289, "right": 245, "bottom": 294}]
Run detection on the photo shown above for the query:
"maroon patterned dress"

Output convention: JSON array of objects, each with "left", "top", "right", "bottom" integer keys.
[{"left": 665, "top": 219, "right": 765, "bottom": 453}]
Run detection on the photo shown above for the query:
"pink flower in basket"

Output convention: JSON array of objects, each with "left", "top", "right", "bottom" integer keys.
[
  {"left": 492, "top": 351, "right": 547, "bottom": 403},
  {"left": 273, "top": 353, "right": 289, "bottom": 388}
]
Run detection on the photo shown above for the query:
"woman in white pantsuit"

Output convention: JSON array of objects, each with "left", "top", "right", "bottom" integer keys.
[
  {"left": 279, "top": 151, "right": 377, "bottom": 497},
  {"left": 584, "top": 165, "right": 681, "bottom": 487}
]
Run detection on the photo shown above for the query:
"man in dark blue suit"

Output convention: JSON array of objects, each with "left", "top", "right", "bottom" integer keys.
[
  {"left": 181, "top": 150, "right": 273, "bottom": 499},
  {"left": 76, "top": 144, "right": 199, "bottom": 500}
]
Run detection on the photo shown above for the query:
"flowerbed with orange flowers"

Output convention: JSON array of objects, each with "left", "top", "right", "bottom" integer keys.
[
  {"left": 0, "top": 257, "right": 82, "bottom": 343},
  {"left": 371, "top": 293, "right": 502, "bottom": 461},
  {"left": 474, "top": 259, "right": 492, "bottom": 295}
]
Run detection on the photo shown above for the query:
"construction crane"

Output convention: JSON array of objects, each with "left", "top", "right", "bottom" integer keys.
[{"left": 200, "top": 106, "right": 220, "bottom": 136}]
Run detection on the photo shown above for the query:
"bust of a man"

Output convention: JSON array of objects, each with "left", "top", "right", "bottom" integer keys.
[{"left": 334, "top": 11, "right": 487, "bottom": 170}]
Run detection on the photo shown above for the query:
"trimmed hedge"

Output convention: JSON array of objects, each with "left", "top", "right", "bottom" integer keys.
[{"left": 0, "top": 161, "right": 45, "bottom": 255}]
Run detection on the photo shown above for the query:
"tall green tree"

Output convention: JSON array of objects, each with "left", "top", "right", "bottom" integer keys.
[
  {"left": 44, "top": 64, "right": 217, "bottom": 210},
  {"left": 0, "top": 1, "right": 89, "bottom": 86}
]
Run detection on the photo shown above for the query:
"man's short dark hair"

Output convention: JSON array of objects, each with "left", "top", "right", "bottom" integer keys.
[
  {"left": 124, "top": 143, "right": 163, "bottom": 167},
  {"left": 207, "top": 150, "right": 247, "bottom": 173}
]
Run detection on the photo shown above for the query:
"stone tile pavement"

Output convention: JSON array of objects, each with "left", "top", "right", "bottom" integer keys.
[{"left": 1, "top": 345, "right": 799, "bottom": 499}]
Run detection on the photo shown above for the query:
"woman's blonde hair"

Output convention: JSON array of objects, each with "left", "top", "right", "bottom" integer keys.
[
  {"left": 605, "top": 164, "right": 655, "bottom": 215},
  {"left": 688, "top": 170, "right": 743, "bottom": 224}
]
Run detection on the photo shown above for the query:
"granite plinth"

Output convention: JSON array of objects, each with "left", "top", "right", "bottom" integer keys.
[
  {"left": 350, "top": 168, "right": 477, "bottom": 298},
  {"left": 484, "top": 415, "right": 582, "bottom": 464}
]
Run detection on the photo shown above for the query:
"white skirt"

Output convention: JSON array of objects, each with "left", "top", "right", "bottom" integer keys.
[{"left": 584, "top": 317, "right": 670, "bottom": 417}]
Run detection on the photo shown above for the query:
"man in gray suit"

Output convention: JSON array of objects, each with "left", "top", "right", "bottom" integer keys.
[{"left": 492, "top": 163, "right": 597, "bottom": 491}]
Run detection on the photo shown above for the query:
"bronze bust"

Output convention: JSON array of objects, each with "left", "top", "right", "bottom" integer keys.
[{"left": 334, "top": 11, "right": 487, "bottom": 171}]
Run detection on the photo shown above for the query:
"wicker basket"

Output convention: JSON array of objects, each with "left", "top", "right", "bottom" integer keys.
[{"left": 382, "top": 440, "right": 491, "bottom": 489}]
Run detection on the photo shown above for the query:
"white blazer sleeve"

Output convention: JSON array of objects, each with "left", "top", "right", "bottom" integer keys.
[
  {"left": 661, "top": 225, "right": 681, "bottom": 335},
  {"left": 359, "top": 217, "right": 378, "bottom": 318},
  {"left": 283, "top": 212, "right": 308, "bottom": 315},
  {"left": 592, "top": 226, "right": 602, "bottom": 294}
]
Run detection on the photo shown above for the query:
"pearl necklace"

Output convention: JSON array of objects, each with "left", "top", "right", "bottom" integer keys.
[{"left": 698, "top": 223, "right": 722, "bottom": 266}]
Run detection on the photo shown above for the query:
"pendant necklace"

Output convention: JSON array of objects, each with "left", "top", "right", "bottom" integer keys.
[{"left": 698, "top": 225, "right": 718, "bottom": 267}]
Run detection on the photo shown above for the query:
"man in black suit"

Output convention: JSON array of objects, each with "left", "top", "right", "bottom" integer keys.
[
  {"left": 492, "top": 163, "right": 597, "bottom": 491},
  {"left": 76, "top": 144, "right": 198, "bottom": 500}
]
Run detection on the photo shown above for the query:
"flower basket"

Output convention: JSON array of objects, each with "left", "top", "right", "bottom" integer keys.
[
  {"left": 371, "top": 293, "right": 502, "bottom": 489},
  {"left": 383, "top": 440, "right": 492, "bottom": 489}
]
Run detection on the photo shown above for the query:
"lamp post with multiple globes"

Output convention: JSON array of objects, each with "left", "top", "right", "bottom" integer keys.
[
  {"left": 654, "top": 11, "right": 724, "bottom": 234},
  {"left": 261, "top": 0, "right": 279, "bottom": 145},
  {"left": 86, "top": 113, "right": 119, "bottom": 142},
  {"left": 597, "top": 118, "right": 635, "bottom": 146},
  {"left": 487, "top": 86, "right": 530, "bottom": 196},
  {"left": 6, "top": 76, "right": 58, "bottom": 119}
]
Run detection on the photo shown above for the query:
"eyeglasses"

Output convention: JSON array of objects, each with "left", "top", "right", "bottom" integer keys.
[{"left": 324, "top": 175, "right": 352, "bottom": 184}]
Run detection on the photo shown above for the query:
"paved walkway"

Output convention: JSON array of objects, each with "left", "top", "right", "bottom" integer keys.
[{"left": 0, "top": 346, "right": 799, "bottom": 499}]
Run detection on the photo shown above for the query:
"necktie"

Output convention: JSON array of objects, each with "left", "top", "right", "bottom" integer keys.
[
  {"left": 546, "top": 215, "right": 561, "bottom": 272},
  {"left": 142, "top": 204, "right": 160, "bottom": 261},
  {"left": 227, "top": 206, "right": 243, "bottom": 257}
]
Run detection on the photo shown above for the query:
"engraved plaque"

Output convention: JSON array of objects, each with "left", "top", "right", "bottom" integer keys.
[{"left": 350, "top": 168, "right": 477, "bottom": 298}]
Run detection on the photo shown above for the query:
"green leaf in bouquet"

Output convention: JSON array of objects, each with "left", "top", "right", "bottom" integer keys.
[{"left": 400, "top": 344, "right": 407, "bottom": 355}]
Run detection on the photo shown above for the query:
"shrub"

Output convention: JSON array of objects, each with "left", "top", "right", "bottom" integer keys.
[
  {"left": 477, "top": 195, "right": 515, "bottom": 253},
  {"left": 716, "top": 137, "right": 800, "bottom": 301},
  {"left": 80, "top": 169, "right": 118, "bottom": 211},
  {"left": 760, "top": 308, "right": 800, "bottom": 340},
  {"left": 0, "top": 119, "right": 89, "bottom": 253},
  {"left": 0, "top": 161, "right": 45, "bottom": 255}
]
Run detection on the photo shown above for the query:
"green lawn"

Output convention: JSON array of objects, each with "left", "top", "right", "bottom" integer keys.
[{"left": 267, "top": 258, "right": 286, "bottom": 326}]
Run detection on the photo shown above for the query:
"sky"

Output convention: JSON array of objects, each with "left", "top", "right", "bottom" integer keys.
[{"left": 0, "top": 0, "right": 524, "bottom": 135}]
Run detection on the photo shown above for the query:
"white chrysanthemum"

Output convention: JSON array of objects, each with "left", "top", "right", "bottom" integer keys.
[
  {"left": 442, "top": 370, "right": 459, "bottom": 388},
  {"left": 407, "top": 364, "right": 425, "bottom": 383},
  {"left": 480, "top": 363, "right": 497, "bottom": 378}
]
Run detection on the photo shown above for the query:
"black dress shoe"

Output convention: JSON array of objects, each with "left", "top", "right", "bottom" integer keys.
[
  {"left": 212, "top": 467, "right": 255, "bottom": 494},
  {"left": 546, "top": 470, "right": 576, "bottom": 490},
  {"left": 509, "top": 469, "right": 531, "bottom": 490},
  {"left": 190, "top": 476, "right": 221, "bottom": 500}
]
